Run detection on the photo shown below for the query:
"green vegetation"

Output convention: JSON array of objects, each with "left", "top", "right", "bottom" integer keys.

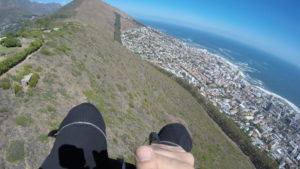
[
  {"left": 71, "top": 68, "right": 82, "bottom": 77},
  {"left": 20, "top": 30, "right": 42, "bottom": 38},
  {"left": 0, "top": 37, "right": 21, "bottom": 48},
  {"left": 0, "top": 46, "right": 14, "bottom": 56},
  {"left": 129, "top": 100, "right": 135, "bottom": 108},
  {"left": 41, "top": 89, "right": 57, "bottom": 102},
  {"left": 0, "top": 106, "right": 9, "bottom": 114},
  {"left": 13, "top": 84, "right": 22, "bottom": 94},
  {"left": 39, "top": 105, "right": 57, "bottom": 114},
  {"left": 6, "top": 140, "right": 25, "bottom": 163},
  {"left": 42, "top": 72, "right": 57, "bottom": 86},
  {"left": 56, "top": 44, "right": 70, "bottom": 53},
  {"left": 4, "top": 32, "right": 20, "bottom": 38},
  {"left": 38, "top": 135, "right": 49, "bottom": 143},
  {"left": 35, "top": 66, "right": 43, "bottom": 72},
  {"left": 48, "top": 120, "right": 61, "bottom": 130},
  {"left": 76, "top": 61, "right": 88, "bottom": 72},
  {"left": 0, "top": 6, "right": 258, "bottom": 168},
  {"left": 11, "top": 64, "right": 32, "bottom": 82},
  {"left": 153, "top": 64, "right": 278, "bottom": 169},
  {"left": 83, "top": 90, "right": 105, "bottom": 104},
  {"left": 0, "top": 38, "right": 43, "bottom": 75},
  {"left": 35, "top": 12, "right": 74, "bottom": 29},
  {"left": 15, "top": 115, "right": 33, "bottom": 127},
  {"left": 23, "top": 64, "right": 32, "bottom": 70},
  {"left": 29, "top": 73, "right": 40, "bottom": 88},
  {"left": 26, "top": 88, "right": 34, "bottom": 96},
  {"left": 0, "top": 78, "right": 10, "bottom": 89},
  {"left": 116, "top": 83, "right": 127, "bottom": 92},
  {"left": 41, "top": 49, "right": 54, "bottom": 56},
  {"left": 46, "top": 105, "right": 56, "bottom": 112}
]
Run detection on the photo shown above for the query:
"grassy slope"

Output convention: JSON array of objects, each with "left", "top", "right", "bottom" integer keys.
[
  {"left": 0, "top": 0, "right": 255, "bottom": 168},
  {"left": 0, "top": 46, "right": 14, "bottom": 56}
]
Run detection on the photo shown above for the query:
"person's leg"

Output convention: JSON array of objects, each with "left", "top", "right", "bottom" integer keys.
[{"left": 40, "top": 103, "right": 109, "bottom": 169}]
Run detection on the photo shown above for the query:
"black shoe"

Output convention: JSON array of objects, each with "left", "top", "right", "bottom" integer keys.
[{"left": 149, "top": 123, "right": 193, "bottom": 152}]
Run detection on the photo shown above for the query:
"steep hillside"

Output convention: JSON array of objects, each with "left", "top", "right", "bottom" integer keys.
[
  {"left": 0, "top": 0, "right": 255, "bottom": 168},
  {"left": 0, "top": 0, "right": 61, "bottom": 34}
]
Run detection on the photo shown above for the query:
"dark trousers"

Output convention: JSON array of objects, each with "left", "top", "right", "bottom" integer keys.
[{"left": 40, "top": 103, "right": 192, "bottom": 169}]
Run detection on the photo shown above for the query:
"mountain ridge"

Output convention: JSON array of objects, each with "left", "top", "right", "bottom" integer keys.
[{"left": 0, "top": 0, "right": 256, "bottom": 168}]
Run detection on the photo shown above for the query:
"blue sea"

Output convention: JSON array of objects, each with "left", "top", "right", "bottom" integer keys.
[{"left": 137, "top": 19, "right": 300, "bottom": 110}]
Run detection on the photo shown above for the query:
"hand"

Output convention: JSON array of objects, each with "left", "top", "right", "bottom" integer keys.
[{"left": 135, "top": 144, "right": 194, "bottom": 169}]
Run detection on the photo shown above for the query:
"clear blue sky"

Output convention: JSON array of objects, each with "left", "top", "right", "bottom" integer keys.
[{"left": 32, "top": 0, "right": 300, "bottom": 67}]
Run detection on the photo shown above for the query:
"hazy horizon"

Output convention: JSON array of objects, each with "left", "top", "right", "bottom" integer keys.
[{"left": 32, "top": 0, "right": 300, "bottom": 67}]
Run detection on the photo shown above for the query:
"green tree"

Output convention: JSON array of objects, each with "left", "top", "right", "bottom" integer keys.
[{"left": 0, "top": 38, "right": 22, "bottom": 48}]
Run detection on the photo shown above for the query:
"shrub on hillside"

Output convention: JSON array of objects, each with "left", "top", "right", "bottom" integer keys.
[
  {"left": 4, "top": 32, "right": 20, "bottom": 38},
  {"left": 15, "top": 115, "right": 33, "bottom": 127},
  {"left": 35, "top": 66, "right": 43, "bottom": 72},
  {"left": 13, "top": 84, "right": 22, "bottom": 94},
  {"left": 0, "top": 38, "right": 43, "bottom": 75},
  {"left": 41, "top": 49, "right": 54, "bottom": 56},
  {"left": 0, "top": 38, "right": 22, "bottom": 48},
  {"left": 0, "top": 78, "right": 10, "bottom": 89},
  {"left": 20, "top": 30, "right": 42, "bottom": 38},
  {"left": 29, "top": 73, "right": 40, "bottom": 88}
]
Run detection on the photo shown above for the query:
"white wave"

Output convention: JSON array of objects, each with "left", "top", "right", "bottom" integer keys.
[
  {"left": 235, "top": 62, "right": 259, "bottom": 73},
  {"left": 180, "top": 38, "right": 193, "bottom": 43},
  {"left": 244, "top": 75, "right": 264, "bottom": 87},
  {"left": 184, "top": 40, "right": 300, "bottom": 114},
  {"left": 257, "top": 87, "right": 300, "bottom": 114},
  {"left": 185, "top": 40, "right": 208, "bottom": 50},
  {"left": 218, "top": 48, "right": 233, "bottom": 54}
]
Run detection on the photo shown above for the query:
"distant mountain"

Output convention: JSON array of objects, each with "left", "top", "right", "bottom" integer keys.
[{"left": 0, "top": 0, "right": 61, "bottom": 34}]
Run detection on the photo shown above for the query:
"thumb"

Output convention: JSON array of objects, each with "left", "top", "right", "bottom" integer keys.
[{"left": 135, "top": 146, "right": 156, "bottom": 169}]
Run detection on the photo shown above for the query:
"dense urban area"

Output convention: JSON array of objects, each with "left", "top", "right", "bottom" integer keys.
[{"left": 122, "top": 27, "right": 300, "bottom": 168}]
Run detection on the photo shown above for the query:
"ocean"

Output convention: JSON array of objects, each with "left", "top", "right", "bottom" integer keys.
[{"left": 136, "top": 19, "right": 300, "bottom": 110}]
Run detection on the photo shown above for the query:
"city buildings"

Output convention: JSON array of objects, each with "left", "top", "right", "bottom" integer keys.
[{"left": 122, "top": 27, "right": 300, "bottom": 168}]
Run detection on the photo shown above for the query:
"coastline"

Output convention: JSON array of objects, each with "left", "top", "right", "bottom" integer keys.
[
  {"left": 185, "top": 42, "right": 300, "bottom": 114},
  {"left": 122, "top": 25, "right": 300, "bottom": 167},
  {"left": 256, "top": 86, "right": 300, "bottom": 114},
  {"left": 143, "top": 26, "right": 300, "bottom": 115},
  {"left": 211, "top": 49, "right": 300, "bottom": 114},
  {"left": 140, "top": 19, "right": 300, "bottom": 110}
]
